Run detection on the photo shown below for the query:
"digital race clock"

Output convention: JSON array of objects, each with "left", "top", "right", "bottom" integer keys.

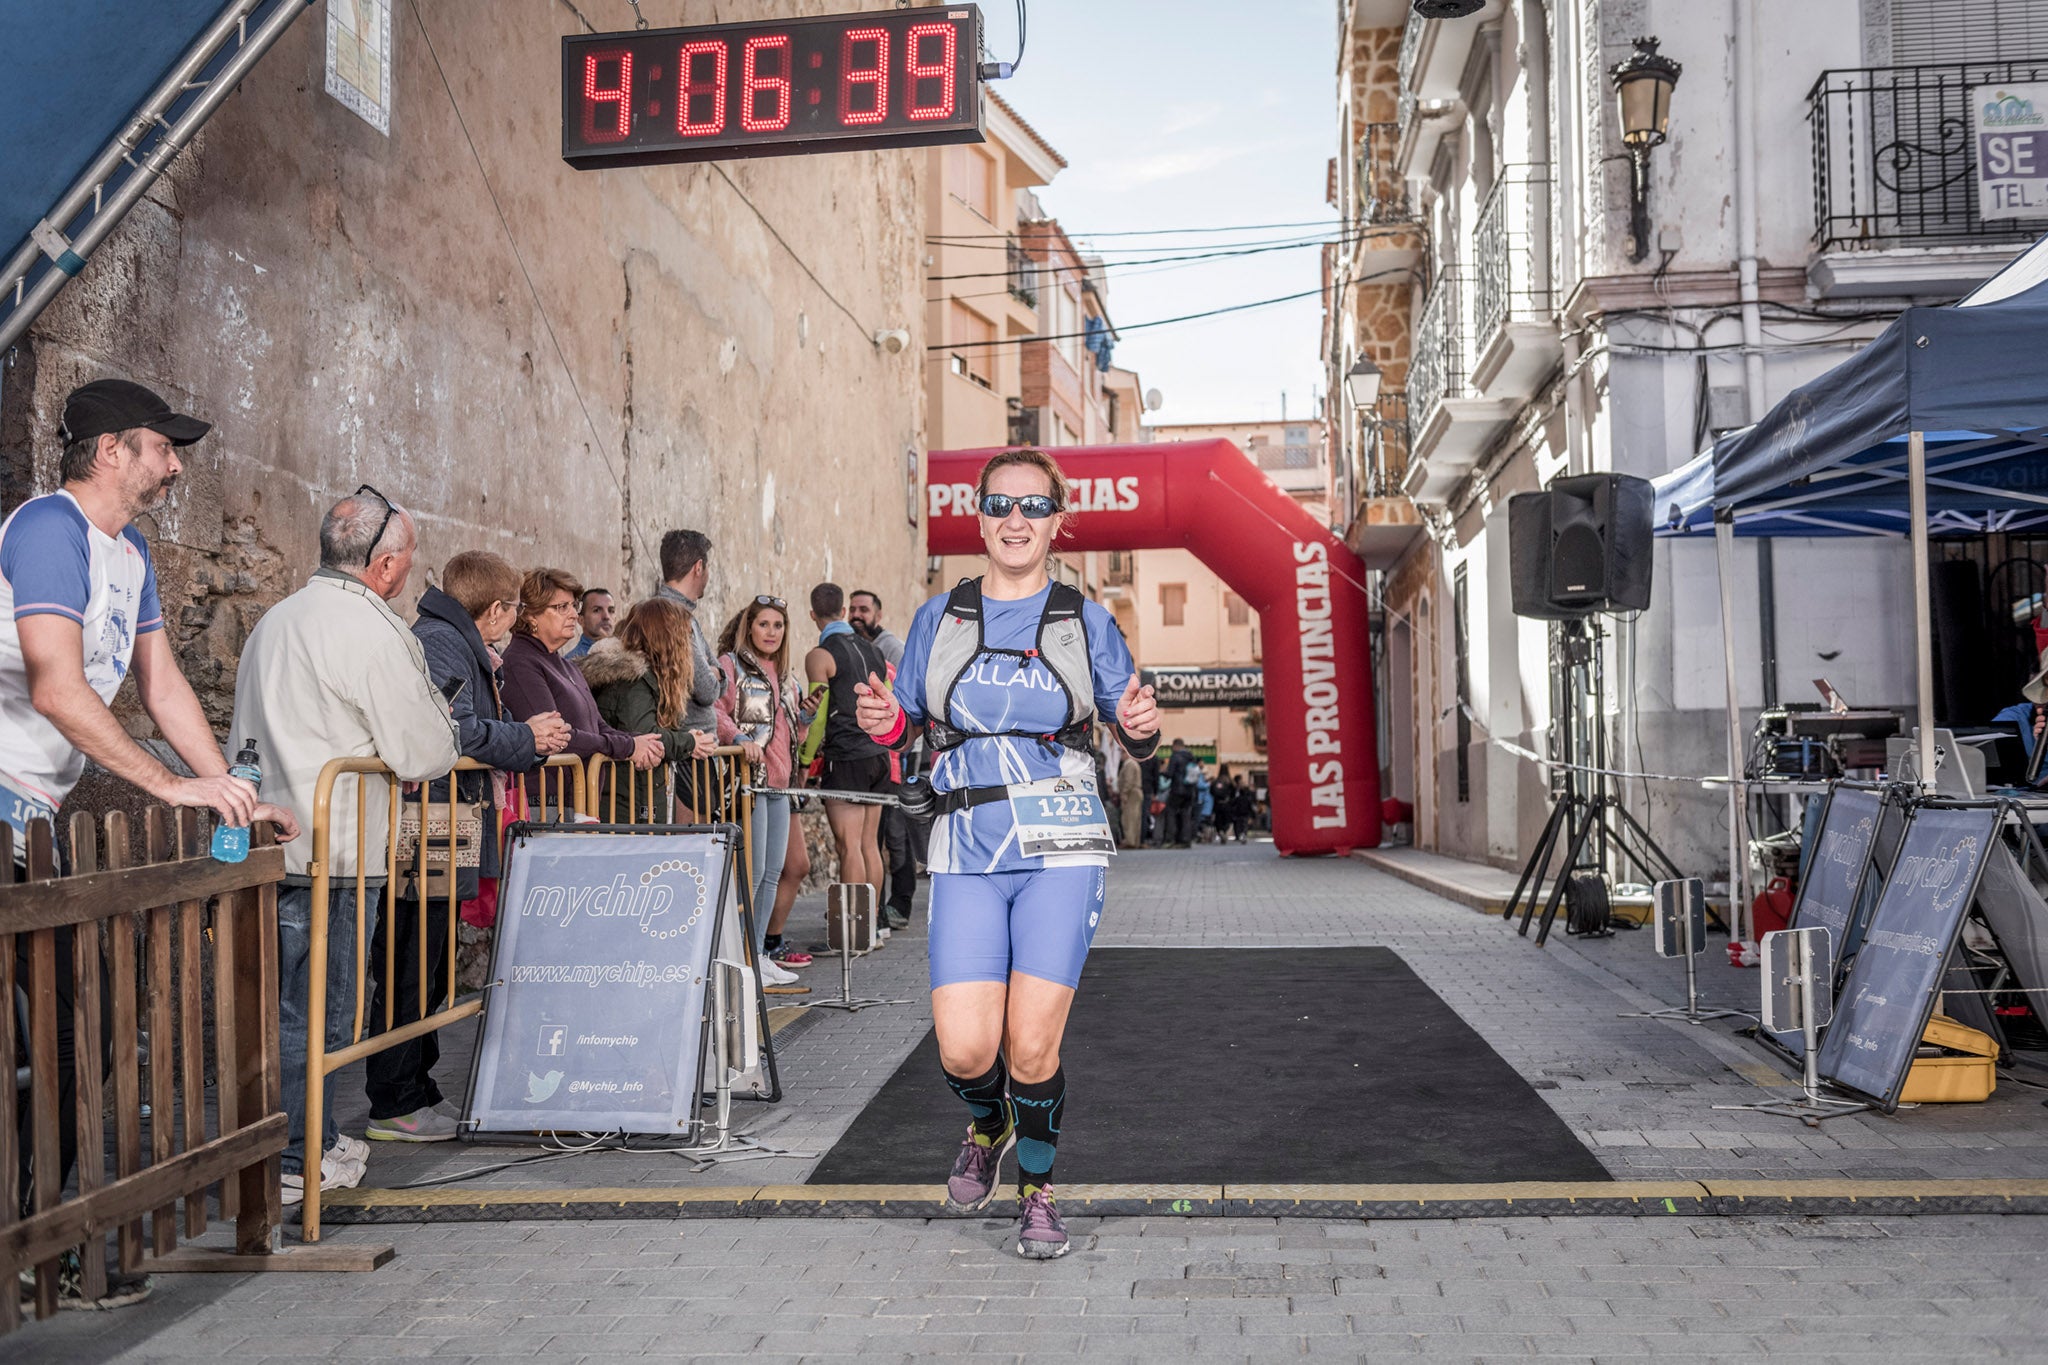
[{"left": 561, "top": 5, "right": 985, "bottom": 169}]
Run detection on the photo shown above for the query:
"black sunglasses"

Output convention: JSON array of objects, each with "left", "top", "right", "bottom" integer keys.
[
  {"left": 354, "top": 484, "right": 397, "bottom": 565},
  {"left": 978, "top": 493, "right": 1060, "bottom": 519},
  {"left": 754, "top": 595, "right": 788, "bottom": 610}
]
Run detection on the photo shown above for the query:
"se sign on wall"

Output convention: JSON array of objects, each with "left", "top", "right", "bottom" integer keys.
[{"left": 562, "top": 5, "right": 985, "bottom": 168}]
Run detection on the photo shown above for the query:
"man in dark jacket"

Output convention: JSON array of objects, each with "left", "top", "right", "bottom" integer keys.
[
  {"left": 1164, "top": 738, "right": 1196, "bottom": 848},
  {"left": 364, "top": 552, "right": 568, "bottom": 1141}
]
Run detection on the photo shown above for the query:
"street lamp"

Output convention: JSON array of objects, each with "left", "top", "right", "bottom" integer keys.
[
  {"left": 1608, "top": 36, "right": 1682, "bottom": 264},
  {"left": 1344, "top": 355, "right": 1383, "bottom": 410}
]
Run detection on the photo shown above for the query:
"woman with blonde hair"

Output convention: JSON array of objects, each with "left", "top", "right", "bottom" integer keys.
[
  {"left": 579, "top": 596, "right": 716, "bottom": 822},
  {"left": 499, "top": 567, "right": 662, "bottom": 797}
]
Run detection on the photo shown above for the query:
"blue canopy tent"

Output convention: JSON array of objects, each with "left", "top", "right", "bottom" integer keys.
[
  {"left": 1651, "top": 235, "right": 2048, "bottom": 929},
  {"left": 0, "top": 0, "right": 314, "bottom": 351}
]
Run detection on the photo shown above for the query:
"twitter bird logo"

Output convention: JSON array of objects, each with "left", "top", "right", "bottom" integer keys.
[{"left": 525, "top": 1069, "right": 564, "bottom": 1103}]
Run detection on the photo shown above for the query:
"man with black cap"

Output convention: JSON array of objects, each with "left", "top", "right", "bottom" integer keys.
[{"left": 1, "top": 378, "right": 298, "bottom": 1308}]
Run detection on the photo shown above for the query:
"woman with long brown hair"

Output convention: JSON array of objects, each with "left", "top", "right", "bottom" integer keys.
[
  {"left": 715, "top": 595, "right": 813, "bottom": 967},
  {"left": 579, "top": 596, "right": 716, "bottom": 822}
]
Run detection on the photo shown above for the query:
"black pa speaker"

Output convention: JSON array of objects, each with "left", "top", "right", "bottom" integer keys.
[
  {"left": 1508, "top": 492, "right": 1585, "bottom": 620},
  {"left": 1507, "top": 473, "right": 1655, "bottom": 618}
]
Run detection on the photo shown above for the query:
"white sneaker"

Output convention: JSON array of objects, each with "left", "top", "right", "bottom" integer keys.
[
  {"left": 759, "top": 958, "right": 797, "bottom": 986},
  {"left": 280, "top": 1148, "right": 367, "bottom": 1206},
  {"left": 333, "top": 1134, "right": 369, "bottom": 1165}
]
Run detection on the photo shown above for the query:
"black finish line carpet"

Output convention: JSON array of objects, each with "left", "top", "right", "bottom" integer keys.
[{"left": 808, "top": 947, "right": 1608, "bottom": 1186}]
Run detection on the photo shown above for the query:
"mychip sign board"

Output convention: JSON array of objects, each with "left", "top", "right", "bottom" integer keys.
[
  {"left": 1973, "top": 83, "right": 2048, "bottom": 221},
  {"left": 1815, "top": 803, "right": 1996, "bottom": 1111},
  {"left": 1768, "top": 784, "right": 1884, "bottom": 1057},
  {"left": 470, "top": 828, "right": 735, "bottom": 1133}
]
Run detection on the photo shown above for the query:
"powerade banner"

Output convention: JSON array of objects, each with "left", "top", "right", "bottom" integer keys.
[
  {"left": 1816, "top": 803, "right": 1997, "bottom": 1111},
  {"left": 470, "top": 829, "right": 733, "bottom": 1133},
  {"left": 1139, "top": 666, "right": 1264, "bottom": 709}
]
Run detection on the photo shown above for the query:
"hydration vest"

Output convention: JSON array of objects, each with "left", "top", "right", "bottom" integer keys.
[{"left": 923, "top": 577, "right": 1094, "bottom": 755}]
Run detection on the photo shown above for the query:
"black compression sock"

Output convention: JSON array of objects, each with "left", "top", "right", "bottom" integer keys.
[
  {"left": 1009, "top": 1068, "right": 1065, "bottom": 1194},
  {"left": 943, "top": 1057, "right": 1013, "bottom": 1143}
]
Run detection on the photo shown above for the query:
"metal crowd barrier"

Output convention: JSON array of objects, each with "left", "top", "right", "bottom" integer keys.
[
  {"left": 298, "top": 753, "right": 583, "bottom": 1242},
  {"left": 585, "top": 743, "right": 757, "bottom": 887},
  {"left": 3, "top": 810, "right": 312, "bottom": 1336}
]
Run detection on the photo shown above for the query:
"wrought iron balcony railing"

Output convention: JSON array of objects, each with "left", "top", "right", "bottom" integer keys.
[
  {"left": 1410, "top": 266, "right": 1469, "bottom": 434},
  {"left": 1366, "top": 390, "right": 1411, "bottom": 500},
  {"left": 1006, "top": 236, "right": 1038, "bottom": 307},
  {"left": 1809, "top": 59, "right": 2048, "bottom": 250},
  {"left": 1396, "top": 11, "right": 1423, "bottom": 138},
  {"left": 1356, "top": 122, "right": 1412, "bottom": 226},
  {"left": 1474, "top": 165, "right": 1553, "bottom": 345}
]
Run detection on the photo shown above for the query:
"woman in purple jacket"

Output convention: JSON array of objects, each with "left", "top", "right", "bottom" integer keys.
[{"left": 499, "top": 567, "right": 663, "bottom": 802}]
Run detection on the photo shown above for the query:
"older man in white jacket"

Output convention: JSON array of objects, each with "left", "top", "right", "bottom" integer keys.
[{"left": 231, "top": 487, "right": 459, "bottom": 1204}]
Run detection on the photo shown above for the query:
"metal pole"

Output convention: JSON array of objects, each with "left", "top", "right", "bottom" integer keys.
[
  {"left": 0, "top": 0, "right": 276, "bottom": 303},
  {"left": 1715, "top": 518, "right": 1753, "bottom": 941},
  {"left": 1909, "top": 430, "right": 1937, "bottom": 792},
  {"left": 0, "top": 0, "right": 314, "bottom": 352}
]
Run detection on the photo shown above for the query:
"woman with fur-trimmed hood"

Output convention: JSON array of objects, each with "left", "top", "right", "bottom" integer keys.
[{"left": 579, "top": 596, "right": 715, "bottom": 821}]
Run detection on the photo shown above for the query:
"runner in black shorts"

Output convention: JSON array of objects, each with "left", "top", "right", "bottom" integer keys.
[{"left": 805, "top": 582, "right": 891, "bottom": 908}]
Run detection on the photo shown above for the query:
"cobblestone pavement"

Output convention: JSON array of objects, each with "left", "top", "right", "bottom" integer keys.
[{"left": 18, "top": 843, "right": 2048, "bottom": 1361}]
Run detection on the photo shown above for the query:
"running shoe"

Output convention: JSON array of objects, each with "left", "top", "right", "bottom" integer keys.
[
  {"left": 769, "top": 943, "right": 813, "bottom": 967},
  {"left": 943, "top": 1119, "right": 1015, "bottom": 1213},
  {"left": 18, "top": 1249, "right": 153, "bottom": 1311},
  {"left": 1016, "top": 1185, "right": 1069, "bottom": 1260},
  {"left": 333, "top": 1133, "right": 370, "bottom": 1165},
  {"left": 366, "top": 1106, "right": 459, "bottom": 1142}
]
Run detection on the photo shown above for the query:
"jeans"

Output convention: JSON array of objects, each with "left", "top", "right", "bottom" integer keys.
[
  {"left": 748, "top": 794, "right": 791, "bottom": 951},
  {"left": 278, "top": 883, "right": 380, "bottom": 1175},
  {"left": 882, "top": 797, "right": 916, "bottom": 915},
  {"left": 363, "top": 895, "right": 450, "bottom": 1121}
]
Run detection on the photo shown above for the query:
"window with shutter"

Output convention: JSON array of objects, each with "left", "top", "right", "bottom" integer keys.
[{"left": 1890, "top": 0, "right": 2048, "bottom": 63}]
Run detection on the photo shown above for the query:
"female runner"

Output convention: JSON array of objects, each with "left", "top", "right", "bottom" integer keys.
[{"left": 854, "top": 449, "right": 1159, "bottom": 1259}]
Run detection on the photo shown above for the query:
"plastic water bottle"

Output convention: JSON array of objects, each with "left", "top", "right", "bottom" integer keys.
[{"left": 209, "top": 740, "right": 262, "bottom": 863}]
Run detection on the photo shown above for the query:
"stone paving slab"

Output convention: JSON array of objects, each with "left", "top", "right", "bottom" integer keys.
[{"left": 18, "top": 1211, "right": 2048, "bottom": 1363}]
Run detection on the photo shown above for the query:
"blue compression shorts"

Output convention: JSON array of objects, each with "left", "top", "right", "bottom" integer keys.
[{"left": 927, "top": 865, "right": 1107, "bottom": 990}]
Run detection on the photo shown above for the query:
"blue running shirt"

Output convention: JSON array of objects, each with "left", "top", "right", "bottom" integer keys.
[{"left": 896, "top": 584, "right": 1137, "bottom": 874}]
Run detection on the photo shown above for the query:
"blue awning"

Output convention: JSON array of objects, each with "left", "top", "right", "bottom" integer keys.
[
  {"left": 1652, "top": 234, "right": 2048, "bottom": 539},
  {"left": 0, "top": 0, "right": 310, "bottom": 346}
]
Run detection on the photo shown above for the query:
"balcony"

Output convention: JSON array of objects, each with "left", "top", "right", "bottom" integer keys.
[
  {"left": 1354, "top": 390, "right": 1421, "bottom": 570},
  {"left": 1404, "top": 266, "right": 1518, "bottom": 507},
  {"left": 1367, "top": 391, "right": 1409, "bottom": 499},
  {"left": 1356, "top": 122, "right": 1411, "bottom": 226},
  {"left": 1807, "top": 60, "right": 2048, "bottom": 298},
  {"left": 1006, "top": 236, "right": 1038, "bottom": 308},
  {"left": 1470, "top": 165, "right": 1560, "bottom": 400},
  {"left": 1394, "top": 2, "right": 1502, "bottom": 171}
]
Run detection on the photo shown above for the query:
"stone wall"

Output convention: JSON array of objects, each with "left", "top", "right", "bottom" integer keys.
[{"left": 1, "top": 0, "right": 930, "bottom": 778}]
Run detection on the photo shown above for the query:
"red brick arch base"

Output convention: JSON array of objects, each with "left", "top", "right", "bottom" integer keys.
[{"left": 927, "top": 442, "right": 1381, "bottom": 855}]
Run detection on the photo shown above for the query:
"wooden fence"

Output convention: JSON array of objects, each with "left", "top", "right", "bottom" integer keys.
[{"left": 3, "top": 809, "right": 312, "bottom": 1336}]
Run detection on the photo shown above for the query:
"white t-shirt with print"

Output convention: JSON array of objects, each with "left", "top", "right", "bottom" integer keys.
[{"left": 0, "top": 490, "right": 164, "bottom": 828}]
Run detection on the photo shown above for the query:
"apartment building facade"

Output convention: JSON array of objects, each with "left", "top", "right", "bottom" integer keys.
[{"left": 1327, "top": 0, "right": 2048, "bottom": 873}]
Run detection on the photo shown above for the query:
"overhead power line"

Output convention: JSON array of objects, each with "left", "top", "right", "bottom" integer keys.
[
  {"left": 928, "top": 223, "right": 1410, "bottom": 284},
  {"left": 937, "top": 268, "right": 1413, "bottom": 351},
  {"left": 924, "top": 215, "right": 1349, "bottom": 243}
]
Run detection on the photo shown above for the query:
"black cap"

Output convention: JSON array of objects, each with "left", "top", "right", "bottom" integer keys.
[{"left": 57, "top": 379, "right": 210, "bottom": 448}]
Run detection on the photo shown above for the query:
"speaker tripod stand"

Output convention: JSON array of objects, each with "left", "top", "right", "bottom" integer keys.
[{"left": 1503, "top": 618, "right": 1690, "bottom": 945}]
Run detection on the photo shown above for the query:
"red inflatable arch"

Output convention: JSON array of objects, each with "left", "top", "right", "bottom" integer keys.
[{"left": 928, "top": 442, "right": 1381, "bottom": 855}]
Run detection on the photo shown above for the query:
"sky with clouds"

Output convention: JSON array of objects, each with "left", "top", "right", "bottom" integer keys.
[{"left": 987, "top": 0, "right": 1340, "bottom": 427}]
